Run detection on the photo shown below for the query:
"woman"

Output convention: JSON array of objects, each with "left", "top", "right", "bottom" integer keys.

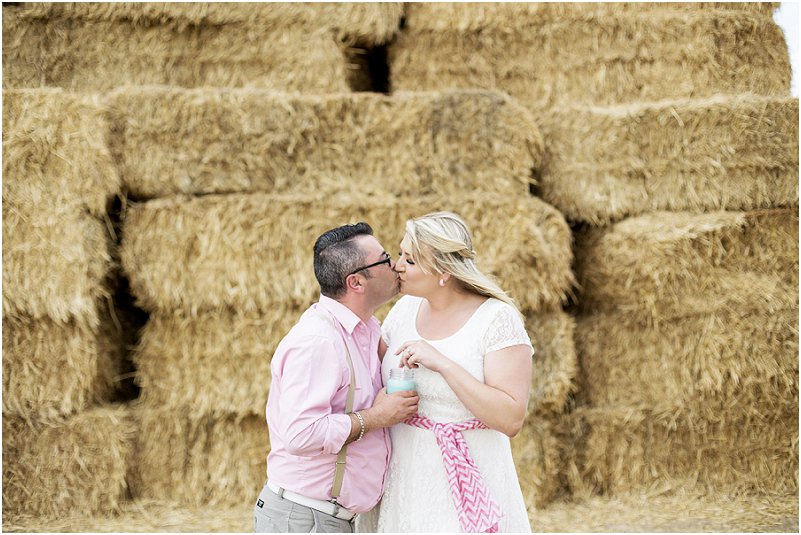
[{"left": 360, "top": 211, "right": 533, "bottom": 533}]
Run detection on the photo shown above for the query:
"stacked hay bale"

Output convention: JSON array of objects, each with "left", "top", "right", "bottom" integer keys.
[
  {"left": 114, "top": 86, "right": 577, "bottom": 508},
  {"left": 2, "top": 89, "right": 135, "bottom": 519},
  {"left": 571, "top": 209, "right": 799, "bottom": 496},
  {"left": 389, "top": 0, "right": 799, "bottom": 509},
  {"left": 3, "top": 2, "right": 403, "bottom": 92},
  {"left": 2, "top": 2, "right": 403, "bottom": 521},
  {"left": 391, "top": 3, "right": 789, "bottom": 107},
  {"left": 391, "top": 3, "right": 796, "bottom": 222}
]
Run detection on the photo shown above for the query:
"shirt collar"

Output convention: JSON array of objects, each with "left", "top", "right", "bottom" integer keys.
[{"left": 317, "top": 294, "right": 368, "bottom": 335}]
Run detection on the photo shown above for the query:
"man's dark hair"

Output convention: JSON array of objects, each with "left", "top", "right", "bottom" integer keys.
[{"left": 313, "top": 222, "right": 373, "bottom": 298}]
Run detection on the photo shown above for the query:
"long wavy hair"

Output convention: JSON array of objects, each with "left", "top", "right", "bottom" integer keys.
[{"left": 404, "top": 211, "right": 520, "bottom": 311}]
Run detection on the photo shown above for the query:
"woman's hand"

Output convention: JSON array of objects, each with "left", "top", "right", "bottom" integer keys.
[{"left": 396, "top": 340, "right": 452, "bottom": 374}]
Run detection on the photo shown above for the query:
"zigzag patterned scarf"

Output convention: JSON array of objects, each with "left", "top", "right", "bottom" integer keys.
[{"left": 404, "top": 415, "right": 504, "bottom": 533}]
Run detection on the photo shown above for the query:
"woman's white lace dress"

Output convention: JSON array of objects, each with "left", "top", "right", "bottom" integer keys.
[{"left": 357, "top": 295, "right": 534, "bottom": 533}]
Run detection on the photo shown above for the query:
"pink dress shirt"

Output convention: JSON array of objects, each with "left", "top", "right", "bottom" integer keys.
[{"left": 265, "top": 295, "right": 391, "bottom": 513}]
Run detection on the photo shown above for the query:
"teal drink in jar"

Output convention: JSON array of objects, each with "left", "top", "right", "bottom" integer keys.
[{"left": 387, "top": 367, "right": 416, "bottom": 393}]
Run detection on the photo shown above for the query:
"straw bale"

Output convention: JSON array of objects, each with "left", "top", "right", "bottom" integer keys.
[
  {"left": 567, "top": 405, "right": 798, "bottom": 496},
  {"left": 10, "top": 2, "right": 403, "bottom": 44},
  {"left": 2, "top": 311, "right": 127, "bottom": 420},
  {"left": 2, "top": 406, "right": 135, "bottom": 519},
  {"left": 3, "top": 88, "right": 120, "bottom": 216},
  {"left": 390, "top": 11, "right": 790, "bottom": 107},
  {"left": 3, "top": 10, "right": 349, "bottom": 92},
  {"left": 106, "top": 87, "right": 542, "bottom": 199},
  {"left": 575, "top": 208, "right": 799, "bottom": 321},
  {"left": 539, "top": 95, "right": 799, "bottom": 224},
  {"left": 132, "top": 307, "right": 289, "bottom": 417},
  {"left": 511, "top": 416, "right": 568, "bottom": 508},
  {"left": 130, "top": 409, "right": 268, "bottom": 507},
  {"left": 532, "top": 491, "right": 798, "bottom": 532},
  {"left": 526, "top": 309, "right": 577, "bottom": 417},
  {"left": 3, "top": 203, "right": 113, "bottom": 323},
  {"left": 402, "top": 3, "right": 778, "bottom": 32},
  {"left": 121, "top": 193, "right": 574, "bottom": 314},
  {"left": 576, "top": 306, "right": 798, "bottom": 411}
]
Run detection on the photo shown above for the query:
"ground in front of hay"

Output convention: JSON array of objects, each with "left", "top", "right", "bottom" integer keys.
[{"left": 3, "top": 494, "right": 798, "bottom": 532}]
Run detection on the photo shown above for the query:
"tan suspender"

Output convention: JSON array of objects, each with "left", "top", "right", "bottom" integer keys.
[{"left": 314, "top": 310, "right": 357, "bottom": 505}]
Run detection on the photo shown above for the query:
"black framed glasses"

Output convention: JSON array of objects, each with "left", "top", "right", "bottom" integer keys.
[{"left": 348, "top": 252, "right": 393, "bottom": 276}]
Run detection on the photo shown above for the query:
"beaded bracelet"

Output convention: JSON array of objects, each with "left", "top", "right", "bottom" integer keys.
[{"left": 353, "top": 411, "right": 366, "bottom": 441}]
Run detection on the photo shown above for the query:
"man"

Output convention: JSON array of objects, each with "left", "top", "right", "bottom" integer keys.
[{"left": 254, "top": 222, "right": 419, "bottom": 533}]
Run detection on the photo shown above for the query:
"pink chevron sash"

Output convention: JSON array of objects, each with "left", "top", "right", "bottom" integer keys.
[{"left": 404, "top": 415, "right": 503, "bottom": 533}]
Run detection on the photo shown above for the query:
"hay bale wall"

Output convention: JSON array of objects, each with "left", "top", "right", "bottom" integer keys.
[
  {"left": 3, "top": 3, "right": 402, "bottom": 92},
  {"left": 5, "top": 1, "right": 796, "bottom": 528},
  {"left": 391, "top": 7, "right": 790, "bottom": 107},
  {"left": 2, "top": 407, "right": 135, "bottom": 517},
  {"left": 2, "top": 89, "right": 125, "bottom": 421},
  {"left": 539, "top": 95, "right": 799, "bottom": 224},
  {"left": 129, "top": 409, "right": 268, "bottom": 507},
  {"left": 121, "top": 193, "right": 574, "bottom": 314},
  {"left": 3, "top": 314, "right": 124, "bottom": 420},
  {"left": 575, "top": 209, "right": 799, "bottom": 321},
  {"left": 106, "top": 88, "right": 541, "bottom": 199},
  {"left": 566, "top": 405, "right": 798, "bottom": 496},
  {"left": 570, "top": 208, "right": 799, "bottom": 495}
]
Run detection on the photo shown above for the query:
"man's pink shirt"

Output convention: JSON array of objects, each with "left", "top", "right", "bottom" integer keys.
[{"left": 265, "top": 295, "right": 390, "bottom": 513}]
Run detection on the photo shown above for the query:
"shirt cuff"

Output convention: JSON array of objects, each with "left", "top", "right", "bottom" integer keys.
[{"left": 323, "top": 413, "right": 354, "bottom": 454}]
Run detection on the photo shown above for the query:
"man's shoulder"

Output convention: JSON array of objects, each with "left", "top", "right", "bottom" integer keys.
[{"left": 286, "top": 310, "right": 337, "bottom": 339}]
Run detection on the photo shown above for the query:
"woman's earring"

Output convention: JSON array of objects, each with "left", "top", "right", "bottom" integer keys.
[{"left": 439, "top": 279, "right": 445, "bottom": 287}]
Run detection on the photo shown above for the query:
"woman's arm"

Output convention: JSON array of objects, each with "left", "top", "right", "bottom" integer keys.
[{"left": 397, "top": 341, "right": 532, "bottom": 437}]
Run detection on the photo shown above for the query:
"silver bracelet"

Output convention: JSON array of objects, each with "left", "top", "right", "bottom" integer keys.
[{"left": 353, "top": 411, "right": 366, "bottom": 442}]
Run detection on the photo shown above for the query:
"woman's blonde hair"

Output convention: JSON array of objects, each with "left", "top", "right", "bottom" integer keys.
[{"left": 404, "top": 211, "right": 519, "bottom": 311}]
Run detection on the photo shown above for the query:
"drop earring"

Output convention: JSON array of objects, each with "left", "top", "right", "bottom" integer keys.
[{"left": 439, "top": 279, "right": 445, "bottom": 287}]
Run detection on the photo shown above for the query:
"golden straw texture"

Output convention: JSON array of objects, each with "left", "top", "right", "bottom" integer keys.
[
  {"left": 3, "top": 205, "right": 112, "bottom": 323},
  {"left": 401, "top": 3, "right": 779, "bottom": 31},
  {"left": 121, "top": 193, "right": 574, "bottom": 314},
  {"left": 511, "top": 416, "right": 566, "bottom": 508},
  {"left": 130, "top": 409, "right": 269, "bottom": 507},
  {"left": 3, "top": 19, "right": 342, "bottom": 93},
  {"left": 539, "top": 95, "right": 799, "bottom": 224},
  {"left": 2, "top": 312, "right": 126, "bottom": 420},
  {"left": 106, "top": 87, "right": 542, "bottom": 199},
  {"left": 132, "top": 308, "right": 284, "bottom": 417},
  {"left": 9, "top": 2, "right": 403, "bottom": 44},
  {"left": 574, "top": 208, "right": 799, "bottom": 321},
  {"left": 565, "top": 405, "right": 798, "bottom": 496},
  {"left": 2, "top": 88, "right": 121, "bottom": 216},
  {"left": 3, "top": 493, "right": 797, "bottom": 532},
  {"left": 391, "top": 9, "right": 790, "bottom": 106},
  {"left": 3, "top": 88, "right": 119, "bottom": 322},
  {"left": 533, "top": 492, "right": 798, "bottom": 532},
  {"left": 2, "top": 406, "right": 135, "bottom": 519},
  {"left": 526, "top": 309, "right": 577, "bottom": 417},
  {"left": 576, "top": 307, "right": 798, "bottom": 412}
]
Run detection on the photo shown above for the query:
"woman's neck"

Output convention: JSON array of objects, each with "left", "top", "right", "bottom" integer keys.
[{"left": 424, "top": 286, "right": 483, "bottom": 314}]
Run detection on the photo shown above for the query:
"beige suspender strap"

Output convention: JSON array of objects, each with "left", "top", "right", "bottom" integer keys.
[
  {"left": 331, "top": 340, "right": 356, "bottom": 501},
  {"left": 314, "top": 309, "right": 357, "bottom": 502}
]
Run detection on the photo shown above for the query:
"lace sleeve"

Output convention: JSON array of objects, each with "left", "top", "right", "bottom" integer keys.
[{"left": 482, "top": 304, "right": 534, "bottom": 356}]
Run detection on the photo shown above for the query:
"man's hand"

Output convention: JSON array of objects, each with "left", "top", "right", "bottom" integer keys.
[{"left": 361, "top": 388, "right": 418, "bottom": 430}]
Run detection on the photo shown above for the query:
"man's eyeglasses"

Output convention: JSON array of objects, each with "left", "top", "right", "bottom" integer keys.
[{"left": 348, "top": 253, "right": 393, "bottom": 276}]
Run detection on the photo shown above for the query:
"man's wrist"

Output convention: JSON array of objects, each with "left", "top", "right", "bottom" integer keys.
[
  {"left": 359, "top": 407, "right": 379, "bottom": 431},
  {"left": 353, "top": 411, "right": 366, "bottom": 441}
]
